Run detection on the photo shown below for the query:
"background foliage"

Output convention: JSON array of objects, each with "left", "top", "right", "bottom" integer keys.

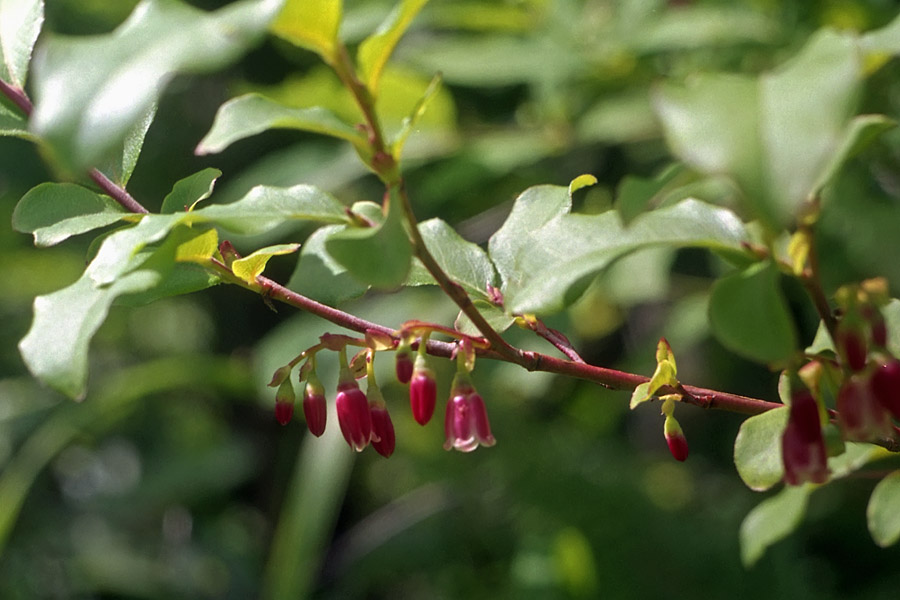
[{"left": 3, "top": 0, "right": 900, "bottom": 598}]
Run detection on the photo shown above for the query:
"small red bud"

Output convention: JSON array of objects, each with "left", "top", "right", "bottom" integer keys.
[
  {"left": 663, "top": 415, "right": 689, "bottom": 462},
  {"left": 837, "top": 326, "right": 868, "bottom": 372},
  {"left": 336, "top": 381, "right": 373, "bottom": 451},
  {"left": 302, "top": 380, "right": 327, "bottom": 437},
  {"left": 782, "top": 390, "right": 829, "bottom": 486},
  {"left": 870, "top": 359, "right": 900, "bottom": 420},
  {"left": 275, "top": 401, "right": 294, "bottom": 426},
  {"left": 370, "top": 404, "right": 396, "bottom": 458},
  {"left": 410, "top": 355, "right": 437, "bottom": 425},
  {"left": 395, "top": 349, "right": 414, "bottom": 384},
  {"left": 837, "top": 375, "right": 893, "bottom": 442},
  {"left": 274, "top": 378, "right": 296, "bottom": 426}
]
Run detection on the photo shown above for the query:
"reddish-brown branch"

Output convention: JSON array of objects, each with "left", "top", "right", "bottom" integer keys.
[{"left": 0, "top": 78, "right": 33, "bottom": 116}]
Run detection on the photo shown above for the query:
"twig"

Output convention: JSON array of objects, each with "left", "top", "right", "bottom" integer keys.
[{"left": 0, "top": 79, "right": 32, "bottom": 116}]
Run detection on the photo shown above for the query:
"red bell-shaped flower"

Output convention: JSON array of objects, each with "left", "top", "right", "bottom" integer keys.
[
  {"left": 781, "top": 390, "right": 828, "bottom": 486},
  {"left": 336, "top": 381, "right": 373, "bottom": 452}
]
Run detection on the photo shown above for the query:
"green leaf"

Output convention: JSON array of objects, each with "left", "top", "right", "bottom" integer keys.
[
  {"left": 616, "top": 164, "right": 686, "bottom": 225},
  {"left": 0, "top": 0, "right": 43, "bottom": 88},
  {"left": 271, "top": 0, "right": 342, "bottom": 61},
  {"left": 814, "top": 114, "right": 896, "bottom": 194},
  {"left": 488, "top": 185, "right": 749, "bottom": 315},
  {"left": 629, "top": 382, "right": 652, "bottom": 410},
  {"left": 0, "top": 101, "right": 30, "bottom": 138},
  {"left": 195, "top": 94, "right": 367, "bottom": 156},
  {"left": 454, "top": 301, "right": 515, "bottom": 336},
  {"left": 391, "top": 72, "right": 441, "bottom": 158},
  {"left": 30, "top": 0, "right": 282, "bottom": 173},
  {"left": 740, "top": 485, "right": 811, "bottom": 568},
  {"left": 884, "top": 299, "right": 900, "bottom": 357},
  {"left": 12, "top": 182, "right": 130, "bottom": 247},
  {"left": 708, "top": 261, "right": 797, "bottom": 364},
  {"left": 18, "top": 266, "right": 160, "bottom": 399},
  {"left": 161, "top": 168, "right": 222, "bottom": 214},
  {"left": 105, "top": 103, "right": 157, "bottom": 187},
  {"left": 867, "top": 470, "right": 900, "bottom": 547},
  {"left": 325, "top": 196, "right": 412, "bottom": 289},
  {"left": 654, "top": 29, "right": 862, "bottom": 227},
  {"left": 358, "top": 0, "right": 429, "bottom": 95},
  {"left": 406, "top": 218, "right": 497, "bottom": 299},
  {"left": 232, "top": 243, "right": 301, "bottom": 283},
  {"left": 734, "top": 406, "right": 789, "bottom": 491},
  {"left": 287, "top": 225, "right": 369, "bottom": 305}
]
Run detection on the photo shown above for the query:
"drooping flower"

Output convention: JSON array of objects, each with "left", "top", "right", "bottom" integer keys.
[
  {"left": 409, "top": 353, "right": 437, "bottom": 426},
  {"left": 837, "top": 374, "right": 893, "bottom": 442},
  {"left": 871, "top": 358, "right": 900, "bottom": 419},
  {"left": 663, "top": 414, "right": 689, "bottom": 462},
  {"left": 370, "top": 402, "right": 396, "bottom": 458},
  {"left": 395, "top": 344, "right": 414, "bottom": 384},
  {"left": 781, "top": 390, "right": 828, "bottom": 486},
  {"left": 302, "top": 370, "right": 327, "bottom": 437},
  {"left": 274, "top": 377, "right": 295, "bottom": 426},
  {"left": 336, "top": 380, "right": 372, "bottom": 451},
  {"left": 443, "top": 377, "right": 496, "bottom": 452}
]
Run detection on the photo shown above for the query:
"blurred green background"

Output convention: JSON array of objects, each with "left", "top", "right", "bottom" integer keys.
[{"left": 3, "top": 0, "right": 900, "bottom": 598}]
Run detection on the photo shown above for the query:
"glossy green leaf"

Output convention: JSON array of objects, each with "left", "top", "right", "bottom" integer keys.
[
  {"left": 489, "top": 185, "right": 749, "bottom": 315},
  {"left": 232, "top": 243, "right": 301, "bottom": 283},
  {"left": 734, "top": 406, "right": 789, "bottom": 491},
  {"left": 406, "top": 218, "right": 496, "bottom": 299},
  {"left": 391, "top": 72, "right": 441, "bottom": 158},
  {"left": 195, "top": 94, "right": 367, "bottom": 156},
  {"left": 708, "top": 261, "right": 797, "bottom": 364},
  {"left": 18, "top": 266, "right": 161, "bottom": 399},
  {"left": 161, "top": 168, "right": 222, "bottom": 214},
  {"left": 454, "top": 301, "right": 515, "bottom": 336},
  {"left": 358, "top": 0, "right": 429, "bottom": 95},
  {"left": 97, "top": 103, "right": 157, "bottom": 187},
  {"left": 655, "top": 30, "right": 862, "bottom": 227},
  {"left": 12, "top": 182, "right": 130, "bottom": 247},
  {"left": 287, "top": 225, "right": 368, "bottom": 305},
  {"left": 740, "top": 485, "right": 811, "bottom": 568},
  {"left": 271, "top": 0, "right": 342, "bottom": 61},
  {"left": 325, "top": 197, "right": 412, "bottom": 289},
  {"left": 30, "top": 0, "right": 282, "bottom": 173},
  {"left": 0, "top": 0, "right": 43, "bottom": 88},
  {"left": 867, "top": 470, "right": 900, "bottom": 547}
]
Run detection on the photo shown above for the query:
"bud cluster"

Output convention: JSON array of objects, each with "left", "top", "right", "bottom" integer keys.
[{"left": 268, "top": 334, "right": 496, "bottom": 457}]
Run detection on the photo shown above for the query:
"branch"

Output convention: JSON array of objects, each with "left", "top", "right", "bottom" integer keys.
[{"left": 0, "top": 78, "right": 32, "bottom": 116}]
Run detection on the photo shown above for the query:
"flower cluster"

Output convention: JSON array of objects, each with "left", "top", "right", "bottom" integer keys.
[
  {"left": 270, "top": 335, "right": 496, "bottom": 457},
  {"left": 782, "top": 280, "right": 900, "bottom": 486}
]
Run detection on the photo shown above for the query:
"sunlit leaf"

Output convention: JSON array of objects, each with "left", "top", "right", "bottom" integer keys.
[
  {"left": 232, "top": 243, "right": 301, "bottom": 284},
  {"left": 0, "top": 101, "right": 31, "bottom": 138},
  {"left": 161, "top": 168, "right": 222, "bottom": 214},
  {"left": 391, "top": 72, "right": 441, "bottom": 158},
  {"left": 708, "top": 261, "right": 797, "bottom": 364},
  {"left": 12, "top": 182, "right": 130, "bottom": 247},
  {"left": 196, "top": 94, "right": 367, "bottom": 156},
  {"left": 0, "top": 0, "right": 43, "bottom": 88},
  {"left": 287, "top": 225, "right": 369, "bottom": 305},
  {"left": 30, "top": 0, "right": 282, "bottom": 173},
  {"left": 454, "top": 301, "right": 514, "bottom": 336},
  {"left": 271, "top": 0, "right": 342, "bottom": 62},
  {"left": 358, "top": 0, "right": 429, "bottom": 95},
  {"left": 740, "top": 485, "right": 811, "bottom": 568},
  {"left": 867, "top": 470, "right": 900, "bottom": 547},
  {"left": 406, "top": 218, "right": 496, "bottom": 299},
  {"left": 734, "top": 406, "right": 789, "bottom": 491}
]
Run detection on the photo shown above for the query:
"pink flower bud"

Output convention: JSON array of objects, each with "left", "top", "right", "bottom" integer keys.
[
  {"left": 837, "top": 326, "right": 868, "bottom": 372},
  {"left": 370, "top": 403, "right": 396, "bottom": 458},
  {"left": 274, "top": 378, "right": 295, "bottom": 426},
  {"left": 838, "top": 375, "right": 893, "bottom": 442},
  {"left": 409, "top": 360, "right": 437, "bottom": 426},
  {"left": 663, "top": 415, "right": 689, "bottom": 462},
  {"left": 302, "top": 378, "right": 327, "bottom": 437},
  {"left": 782, "top": 390, "right": 828, "bottom": 486},
  {"left": 871, "top": 358, "right": 900, "bottom": 419},
  {"left": 395, "top": 349, "right": 414, "bottom": 384},
  {"left": 336, "top": 381, "right": 373, "bottom": 452},
  {"left": 443, "top": 391, "right": 496, "bottom": 452}
]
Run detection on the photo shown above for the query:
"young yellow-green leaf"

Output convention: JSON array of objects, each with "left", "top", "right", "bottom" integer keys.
[
  {"left": 232, "top": 243, "right": 301, "bottom": 283},
  {"left": 568, "top": 174, "right": 597, "bottom": 196},
  {"left": 271, "top": 0, "right": 342, "bottom": 62},
  {"left": 12, "top": 182, "right": 130, "bottom": 247},
  {"left": 740, "top": 485, "right": 811, "bottom": 568},
  {"left": 391, "top": 72, "right": 441, "bottom": 158},
  {"left": 161, "top": 168, "right": 222, "bottom": 214},
  {"left": 325, "top": 196, "right": 412, "bottom": 289},
  {"left": 174, "top": 227, "right": 219, "bottom": 263},
  {"left": 405, "top": 218, "right": 497, "bottom": 299},
  {"left": 867, "top": 470, "right": 900, "bottom": 547},
  {"left": 30, "top": 0, "right": 282, "bottom": 174},
  {"left": 734, "top": 406, "right": 789, "bottom": 491},
  {"left": 358, "top": 0, "right": 429, "bottom": 95},
  {"left": 708, "top": 261, "right": 797, "bottom": 364},
  {"left": 18, "top": 266, "right": 161, "bottom": 399},
  {"left": 489, "top": 185, "right": 749, "bottom": 316},
  {"left": 196, "top": 94, "right": 367, "bottom": 156},
  {"left": 0, "top": 0, "right": 43, "bottom": 88},
  {"left": 629, "top": 382, "right": 652, "bottom": 410}
]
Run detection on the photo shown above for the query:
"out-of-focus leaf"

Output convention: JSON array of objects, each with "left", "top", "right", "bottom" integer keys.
[
  {"left": 12, "top": 182, "right": 130, "bottom": 247},
  {"left": 815, "top": 114, "right": 896, "bottom": 193},
  {"left": 630, "top": 6, "right": 777, "bottom": 53},
  {"left": 489, "top": 185, "right": 749, "bottom": 315},
  {"left": 867, "top": 470, "right": 900, "bottom": 547},
  {"left": 0, "top": 0, "right": 43, "bottom": 88},
  {"left": 195, "top": 94, "right": 367, "bottom": 156},
  {"left": 287, "top": 225, "right": 368, "bottom": 305},
  {"left": 271, "top": 0, "right": 342, "bottom": 61},
  {"left": 406, "top": 218, "right": 496, "bottom": 299},
  {"left": 325, "top": 196, "right": 412, "bottom": 289},
  {"left": 655, "top": 30, "right": 863, "bottom": 227},
  {"left": 860, "top": 11, "right": 900, "bottom": 57},
  {"left": 577, "top": 90, "right": 658, "bottom": 145},
  {"left": 18, "top": 267, "right": 160, "bottom": 399},
  {"left": 0, "top": 102, "right": 31, "bottom": 138},
  {"left": 160, "top": 168, "right": 222, "bottom": 214},
  {"left": 454, "top": 300, "right": 514, "bottom": 336},
  {"left": 358, "top": 0, "right": 429, "bottom": 95},
  {"left": 30, "top": 0, "right": 282, "bottom": 173},
  {"left": 734, "top": 406, "right": 788, "bottom": 491},
  {"left": 98, "top": 103, "right": 157, "bottom": 187},
  {"left": 708, "top": 261, "right": 797, "bottom": 364},
  {"left": 740, "top": 485, "right": 811, "bottom": 568},
  {"left": 615, "top": 164, "right": 686, "bottom": 224},
  {"left": 232, "top": 243, "right": 300, "bottom": 283},
  {"left": 391, "top": 72, "right": 441, "bottom": 158}
]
